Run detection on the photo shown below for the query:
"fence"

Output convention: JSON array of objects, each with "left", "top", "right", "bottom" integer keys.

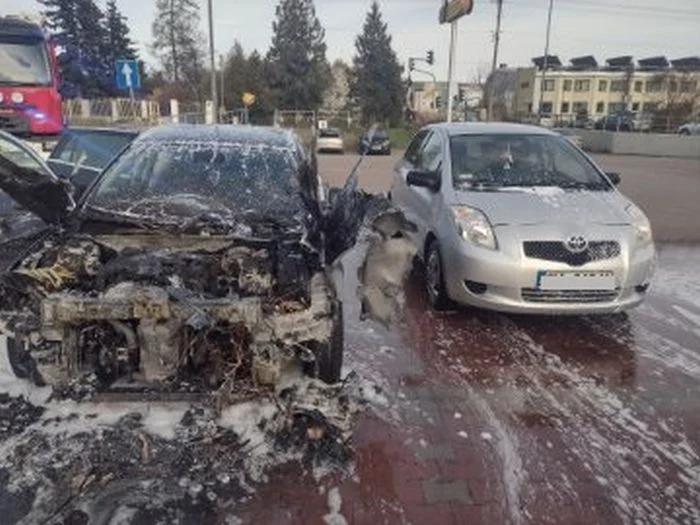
[
  {"left": 513, "top": 112, "right": 691, "bottom": 134},
  {"left": 63, "top": 98, "right": 160, "bottom": 128}
]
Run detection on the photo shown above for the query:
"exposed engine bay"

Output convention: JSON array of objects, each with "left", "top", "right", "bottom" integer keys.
[{"left": 0, "top": 231, "right": 340, "bottom": 400}]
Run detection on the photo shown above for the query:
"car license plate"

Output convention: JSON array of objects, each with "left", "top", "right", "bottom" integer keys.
[{"left": 536, "top": 270, "right": 615, "bottom": 290}]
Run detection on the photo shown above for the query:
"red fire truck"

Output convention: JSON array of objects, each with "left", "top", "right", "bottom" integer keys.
[{"left": 0, "top": 15, "right": 63, "bottom": 137}]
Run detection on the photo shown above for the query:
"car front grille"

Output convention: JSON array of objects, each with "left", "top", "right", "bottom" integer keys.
[
  {"left": 523, "top": 240, "right": 620, "bottom": 266},
  {"left": 521, "top": 288, "right": 620, "bottom": 303}
]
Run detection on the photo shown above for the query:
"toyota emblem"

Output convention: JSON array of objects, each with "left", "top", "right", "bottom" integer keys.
[{"left": 565, "top": 235, "right": 588, "bottom": 253}]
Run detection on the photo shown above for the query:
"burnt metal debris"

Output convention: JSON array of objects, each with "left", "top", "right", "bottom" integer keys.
[{"left": 0, "top": 125, "right": 417, "bottom": 401}]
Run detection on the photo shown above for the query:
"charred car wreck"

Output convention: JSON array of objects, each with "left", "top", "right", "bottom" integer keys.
[{"left": 0, "top": 126, "right": 412, "bottom": 399}]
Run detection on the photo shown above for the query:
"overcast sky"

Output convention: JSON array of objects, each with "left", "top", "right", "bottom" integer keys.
[{"left": 7, "top": 0, "right": 700, "bottom": 81}]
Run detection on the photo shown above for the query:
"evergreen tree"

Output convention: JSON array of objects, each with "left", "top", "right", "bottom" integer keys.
[
  {"left": 350, "top": 2, "right": 405, "bottom": 125},
  {"left": 266, "top": 0, "right": 330, "bottom": 110},
  {"left": 104, "top": 0, "right": 138, "bottom": 64},
  {"left": 151, "top": 0, "right": 205, "bottom": 96},
  {"left": 222, "top": 43, "right": 274, "bottom": 122},
  {"left": 39, "top": 0, "right": 110, "bottom": 97}
]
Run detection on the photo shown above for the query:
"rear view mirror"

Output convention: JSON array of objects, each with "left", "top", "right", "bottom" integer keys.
[
  {"left": 407, "top": 170, "right": 440, "bottom": 192},
  {"left": 605, "top": 172, "right": 621, "bottom": 185}
]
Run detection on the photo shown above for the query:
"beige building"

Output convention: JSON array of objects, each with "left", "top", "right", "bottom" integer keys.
[{"left": 513, "top": 55, "right": 700, "bottom": 120}]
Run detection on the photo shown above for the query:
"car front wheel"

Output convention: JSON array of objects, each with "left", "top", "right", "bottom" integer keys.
[
  {"left": 425, "top": 240, "right": 451, "bottom": 311},
  {"left": 314, "top": 301, "right": 344, "bottom": 384}
]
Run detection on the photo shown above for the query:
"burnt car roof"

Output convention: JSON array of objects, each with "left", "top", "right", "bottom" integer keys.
[{"left": 135, "top": 124, "right": 301, "bottom": 149}]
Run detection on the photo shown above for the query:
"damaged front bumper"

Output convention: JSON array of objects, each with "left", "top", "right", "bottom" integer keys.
[{"left": 22, "top": 272, "right": 338, "bottom": 394}]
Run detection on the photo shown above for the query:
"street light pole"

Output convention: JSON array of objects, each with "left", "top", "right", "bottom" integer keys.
[
  {"left": 207, "top": 0, "right": 218, "bottom": 123},
  {"left": 446, "top": 20, "right": 458, "bottom": 122},
  {"left": 488, "top": 0, "right": 503, "bottom": 121},
  {"left": 538, "top": 0, "right": 554, "bottom": 124}
]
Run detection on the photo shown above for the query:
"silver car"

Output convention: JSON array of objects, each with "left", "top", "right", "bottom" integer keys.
[{"left": 389, "top": 123, "right": 656, "bottom": 315}]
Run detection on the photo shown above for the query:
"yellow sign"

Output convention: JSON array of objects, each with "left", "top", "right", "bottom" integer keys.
[{"left": 242, "top": 92, "right": 256, "bottom": 107}]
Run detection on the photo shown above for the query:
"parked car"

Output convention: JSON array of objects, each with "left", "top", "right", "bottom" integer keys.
[
  {"left": 47, "top": 127, "right": 139, "bottom": 197},
  {"left": 594, "top": 111, "right": 652, "bottom": 132},
  {"left": 389, "top": 122, "right": 656, "bottom": 315},
  {"left": 678, "top": 118, "right": 700, "bottom": 135},
  {"left": 0, "top": 125, "right": 351, "bottom": 394},
  {"left": 359, "top": 128, "right": 391, "bottom": 155},
  {"left": 316, "top": 127, "right": 344, "bottom": 154}
]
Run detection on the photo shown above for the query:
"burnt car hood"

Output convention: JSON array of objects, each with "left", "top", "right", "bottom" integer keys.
[{"left": 0, "top": 148, "right": 75, "bottom": 226}]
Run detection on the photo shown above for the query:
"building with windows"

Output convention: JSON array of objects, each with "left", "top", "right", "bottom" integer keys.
[{"left": 513, "top": 55, "right": 700, "bottom": 121}]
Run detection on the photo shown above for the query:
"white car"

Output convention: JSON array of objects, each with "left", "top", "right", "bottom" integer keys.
[
  {"left": 678, "top": 118, "right": 700, "bottom": 136},
  {"left": 389, "top": 122, "right": 656, "bottom": 315},
  {"left": 316, "top": 128, "right": 344, "bottom": 154}
]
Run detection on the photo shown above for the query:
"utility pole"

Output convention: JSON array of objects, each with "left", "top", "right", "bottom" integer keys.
[
  {"left": 488, "top": 0, "right": 503, "bottom": 121},
  {"left": 219, "top": 54, "right": 225, "bottom": 112},
  {"left": 446, "top": 21, "right": 458, "bottom": 122},
  {"left": 538, "top": 0, "right": 554, "bottom": 124},
  {"left": 207, "top": 0, "right": 218, "bottom": 123}
]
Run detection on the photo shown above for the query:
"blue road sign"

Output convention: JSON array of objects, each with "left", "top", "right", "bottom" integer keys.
[{"left": 115, "top": 59, "right": 140, "bottom": 90}]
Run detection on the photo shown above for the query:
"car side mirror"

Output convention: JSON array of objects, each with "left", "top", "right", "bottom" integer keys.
[
  {"left": 605, "top": 172, "right": 621, "bottom": 185},
  {"left": 407, "top": 170, "right": 440, "bottom": 192}
]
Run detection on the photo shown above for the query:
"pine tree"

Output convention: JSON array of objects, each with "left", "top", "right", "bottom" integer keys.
[
  {"left": 104, "top": 0, "right": 138, "bottom": 64},
  {"left": 39, "top": 0, "right": 110, "bottom": 97},
  {"left": 350, "top": 2, "right": 405, "bottom": 125},
  {"left": 266, "top": 0, "right": 330, "bottom": 110},
  {"left": 151, "top": 0, "right": 205, "bottom": 94}
]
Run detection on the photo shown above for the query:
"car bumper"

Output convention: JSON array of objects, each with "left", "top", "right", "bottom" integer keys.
[
  {"left": 440, "top": 225, "right": 656, "bottom": 315},
  {"left": 317, "top": 139, "right": 344, "bottom": 152}
]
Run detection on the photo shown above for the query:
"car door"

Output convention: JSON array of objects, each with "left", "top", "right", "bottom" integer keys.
[
  {"left": 391, "top": 129, "right": 430, "bottom": 243},
  {"left": 406, "top": 131, "right": 445, "bottom": 245},
  {"left": 0, "top": 131, "right": 69, "bottom": 272}
]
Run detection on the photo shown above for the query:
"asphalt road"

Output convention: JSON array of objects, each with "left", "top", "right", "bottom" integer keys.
[{"left": 229, "top": 152, "right": 700, "bottom": 524}]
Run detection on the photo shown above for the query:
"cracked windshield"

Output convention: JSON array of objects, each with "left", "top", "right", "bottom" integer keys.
[{"left": 0, "top": 0, "right": 698, "bottom": 524}]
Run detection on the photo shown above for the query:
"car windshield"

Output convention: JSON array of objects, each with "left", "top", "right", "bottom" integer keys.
[
  {"left": 0, "top": 40, "right": 52, "bottom": 86},
  {"left": 87, "top": 139, "right": 304, "bottom": 224},
  {"left": 450, "top": 133, "right": 610, "bottom": 191}
]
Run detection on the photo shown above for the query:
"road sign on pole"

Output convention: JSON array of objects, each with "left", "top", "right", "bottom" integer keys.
[
  {"left": 439, "top": 0, "right": 474, "bottom": 122},
  {"left": 115, "top": 59, "right": 140, "bottom": 98},
  {"left": 439, "top": 0, "right": 473, "bottom": 24}
]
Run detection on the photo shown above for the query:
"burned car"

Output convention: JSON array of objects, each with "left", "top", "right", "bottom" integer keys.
[{"left": 0, "top": 125, "right": 356, "bottom": 399}]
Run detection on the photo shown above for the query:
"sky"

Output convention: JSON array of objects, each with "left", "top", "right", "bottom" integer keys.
[{"left": 5, "top": 0, "right": 700, "bottom": 82}]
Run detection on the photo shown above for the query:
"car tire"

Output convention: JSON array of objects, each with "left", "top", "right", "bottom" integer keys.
[
  {"left": 314, "top": 301, "right": 344, "bottom": 384},
  {"left": 425, "top": 239, "right": 451, "bottom": 311},
  {"left": 3, "top": 336, "right": 45, "bottom": 386},
  {"left": 680, "top": 129, "right": 690, "bottom": 136}
]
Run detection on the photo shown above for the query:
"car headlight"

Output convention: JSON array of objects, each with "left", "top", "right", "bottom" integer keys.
[
  {"left": 451, "top": 206, "right": 497, "bottom": 250},
  {"left": 626, "top": 204, "right": 653, "bottom": 244}
]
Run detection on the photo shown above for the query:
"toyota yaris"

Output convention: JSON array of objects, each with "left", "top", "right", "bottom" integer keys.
[{"left": 389, "top": 123, "right": 656, "bottom": 314}]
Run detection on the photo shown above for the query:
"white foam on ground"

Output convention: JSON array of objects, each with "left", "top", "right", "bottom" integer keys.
[{"left": 323, "top": 487, "right": 348, "bottom": 525}]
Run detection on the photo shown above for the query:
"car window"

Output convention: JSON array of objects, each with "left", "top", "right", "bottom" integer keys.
[
  {"left": 51, "top": 131, "right": 136, "bottom": 170},
  {"left": 0, "top": 134, "right": 53, "bottom": 176},
  {"left": 417, "top": 132, "right": 442, "bottom": 172},
  {"left": 319, "top": 128, "right": 340, "bottom": 138},
  {"left": 404, "top": 130, "right": 429, "bottom": 165},
  {"left": 450, "top": 134, "right": 609, "bottom": 190}
]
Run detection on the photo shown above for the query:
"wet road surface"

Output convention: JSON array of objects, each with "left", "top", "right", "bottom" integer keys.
[{"left": 227, "top": 154, "right": 700, "bottom": 524}]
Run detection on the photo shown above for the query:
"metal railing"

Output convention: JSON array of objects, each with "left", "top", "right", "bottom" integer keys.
[{"left": 63, "top": 98, "right": 160, "bottom": 127}]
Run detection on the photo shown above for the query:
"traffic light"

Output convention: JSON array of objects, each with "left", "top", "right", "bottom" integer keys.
[
  {"left": 426, "top": 50, "right": 434, "bottom": 65},
  {"left": 458, "top": 88, "right": 464, "bottom": 102},
  {"left": 409, "top": 58, "right": 415, "bottom": 71},
  {"left": 435, "top": 95, "right": 442, "bottom": 108}
]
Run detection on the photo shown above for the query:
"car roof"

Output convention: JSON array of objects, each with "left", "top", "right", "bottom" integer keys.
[
  {"left": 62, "top": 127, "right": 140, "bottom": 136},
  {"left": 136, "top": 124, "right": 300, "bottom": 148},
  {"left": 425, "top": 122, "right": 557, "bottom": 136}
]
